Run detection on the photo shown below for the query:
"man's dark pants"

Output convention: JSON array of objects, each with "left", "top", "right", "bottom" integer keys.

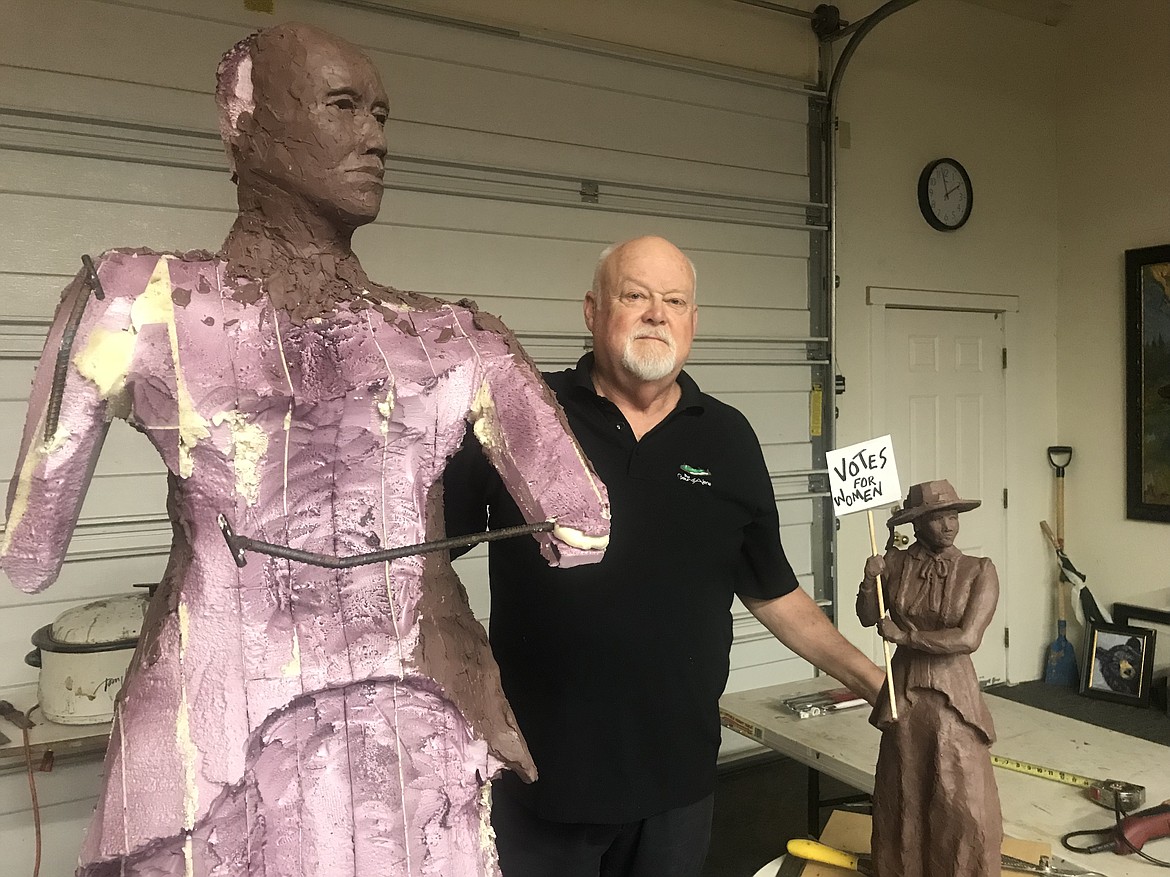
[{"left": 491, "top": 779, "right": 714, "bottom": 877}]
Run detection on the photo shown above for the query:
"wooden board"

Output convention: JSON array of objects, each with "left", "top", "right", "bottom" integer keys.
[{"left": 800, "top": 810, "right": 1050, "bottom": 876}]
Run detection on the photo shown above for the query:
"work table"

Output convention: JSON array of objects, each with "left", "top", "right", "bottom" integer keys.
[{"left": 721, "top": 677, "right": 1170, "bottom": 877}]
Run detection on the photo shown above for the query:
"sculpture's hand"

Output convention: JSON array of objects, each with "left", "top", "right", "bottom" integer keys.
[
  {"left": 863, "top": 554, "right": 885, "bottom": 582},
  {"left": 551, "top": 523, "right": 608, "bottom": 552},
  {"left": 877, "top": 616, "right": 908, "bottom": 645}
]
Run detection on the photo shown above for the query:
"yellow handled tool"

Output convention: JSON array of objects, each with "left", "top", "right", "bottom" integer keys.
[
  {"left": 786, "top": 838, "right": 1107, "bottom": 877},
  {"left": 786, "top": 839, "right": 873, "bottom": 875}
]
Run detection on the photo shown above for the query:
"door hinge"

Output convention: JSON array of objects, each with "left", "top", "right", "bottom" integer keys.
[
  {"left": 1002, "top": 347, "right": 1008, "bottom": 369},
  {"left": 1004, "top": 627, "right": 1010, "bottom": 648},
  {"left": 1003, "top": 488, "right": 1008, "bottom": 509}
]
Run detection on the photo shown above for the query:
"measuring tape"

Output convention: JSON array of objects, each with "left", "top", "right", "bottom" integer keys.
[{"left": 992, "top": 755, "right": 1145, "bottom": 811}]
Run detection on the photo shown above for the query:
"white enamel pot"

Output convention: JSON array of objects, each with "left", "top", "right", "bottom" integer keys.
[{"left": 25, "top": 593, "right": 148, "bottom": 725}]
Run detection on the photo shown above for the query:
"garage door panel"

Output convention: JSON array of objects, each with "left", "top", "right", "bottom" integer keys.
[
  {"left": 761, "top": 442, "right": 816, "bottom": 474},
  {"left": 0, "top": 65, "right": 214, "bottom": 137},
  {"left": 5, "top": 2, "right": 814, "bottom": 201},
  {"left": 385, "top": 54, "right": 808, "bottom": 172},
  {"left": 686, "top": 364, "right": 812, "bottom": 395},
  {"left": 0, "top": 150, "right": 235, "bottom": 214},
  {"left": 391, "top": 122, "right": 809, "bottom": 204},
  {"left": 720, "top": 390, "right": 808, "bottom": 437},
  {"left": 695, "top": 251, "right": 810, "bottom": 310},
  {"left": 2, "top": 2, "right": 240, "bottom": 98},
  {"left": 0, "top": 195, "right": 233, "bottom": 272},
  {"left": 0, "top": 150, "right": 810, "bottom": 274},
  {"left": 131, "top": 0, "right": 814, "bottom": 121},
  {"left": 0, "top": 401, "right": 156, "bottom": 472}
]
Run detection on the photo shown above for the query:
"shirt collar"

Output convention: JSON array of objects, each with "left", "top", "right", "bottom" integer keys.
[
  {"left": 569, "top": 352, "right": 705, "bottom": 413},
  {"left": 908, "top": 541, "right": 962, "bottom": 562}
]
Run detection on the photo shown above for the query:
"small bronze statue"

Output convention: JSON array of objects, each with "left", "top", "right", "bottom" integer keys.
[{"left": 857, "top": 480, "right": 1002, "bottom": 877}]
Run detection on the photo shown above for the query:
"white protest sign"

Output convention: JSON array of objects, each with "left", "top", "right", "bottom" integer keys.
[{"left": 826, "top": 435, "right": 901, "bottom": 517}]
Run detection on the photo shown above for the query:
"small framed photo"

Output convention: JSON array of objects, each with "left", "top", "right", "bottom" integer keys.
[
  {"left": 1114, "top": 602, "right": 1170, "bottom": 705},
  {"left": 1080, "top": 621, "right": 1157, "bottom": 706}
]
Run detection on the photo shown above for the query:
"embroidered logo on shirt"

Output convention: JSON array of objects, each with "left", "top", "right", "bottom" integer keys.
[{"left": 677, "top": 464, "right": 712, "bottom": 486}]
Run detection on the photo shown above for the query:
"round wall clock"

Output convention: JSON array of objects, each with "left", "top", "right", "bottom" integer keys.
[{"left": 917, "top": 158, "right": 973, "bottom": 231}]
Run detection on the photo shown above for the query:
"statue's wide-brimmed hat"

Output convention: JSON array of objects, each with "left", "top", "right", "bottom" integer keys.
[{"left": 888, "top": 479, "right": 980, "bottom": 527}]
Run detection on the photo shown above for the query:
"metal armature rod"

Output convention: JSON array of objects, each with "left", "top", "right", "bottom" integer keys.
[
  {"left": 81, "top": 254, "right": 106, "bottom": 300},
  {"left": 44, "top": 255, "right": 103, "bottom": 444},
  {"left": 218, "top": 515, "right": 555, "bottom": 570}
]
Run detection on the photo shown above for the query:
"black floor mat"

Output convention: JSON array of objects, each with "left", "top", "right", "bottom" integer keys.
[{"left": 986, "top": 680, "right": 1169, "bottom": 746}]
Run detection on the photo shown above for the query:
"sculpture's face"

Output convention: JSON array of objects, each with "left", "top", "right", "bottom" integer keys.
[
  {"left": 585, "top": 237, "right": 697, "bottom": 383},
  {"left": 241, "top": 29, "right": 389, "bottom": 229},
  {"left": 915, "top": 510, "right": 959, "bottom": 551}
]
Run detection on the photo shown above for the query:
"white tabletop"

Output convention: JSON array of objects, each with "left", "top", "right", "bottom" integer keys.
[{"left": 720, "top": 677, "right": 1170, "bottom": 877}]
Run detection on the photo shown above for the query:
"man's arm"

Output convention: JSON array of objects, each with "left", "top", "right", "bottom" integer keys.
[{"left": 742, "top": 588, "right": 885, "bottom": 705}]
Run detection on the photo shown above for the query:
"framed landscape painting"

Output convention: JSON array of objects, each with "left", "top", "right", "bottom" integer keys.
[{"left": 1126, "top": 244, "right": 1170, "bottom": 522}]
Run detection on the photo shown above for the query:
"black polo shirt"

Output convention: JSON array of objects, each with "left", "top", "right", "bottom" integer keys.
[{"left": 443, "top": 353, "right": 798, "bottom": 823}]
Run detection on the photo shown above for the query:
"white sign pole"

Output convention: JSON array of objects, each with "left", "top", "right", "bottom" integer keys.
[{"left": 826, "top": 435, "right": 902, "bottom": 720}]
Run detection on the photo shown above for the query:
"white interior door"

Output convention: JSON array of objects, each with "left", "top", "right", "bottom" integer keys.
[{"left": 884, "top": 306, "right": 1008, "bottom": 683}]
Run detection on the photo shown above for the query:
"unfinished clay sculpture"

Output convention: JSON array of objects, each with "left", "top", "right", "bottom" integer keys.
[
  {"left": 856, "top": 479, "right": 1002, "bottom": 877},
  {"left": 1, "top": 23, "right": 609, "bottom": 877}
]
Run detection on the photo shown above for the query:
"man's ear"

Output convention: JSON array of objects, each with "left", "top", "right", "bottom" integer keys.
[{"left": 583, "top": 290, "right": 596, "bottom": 332}]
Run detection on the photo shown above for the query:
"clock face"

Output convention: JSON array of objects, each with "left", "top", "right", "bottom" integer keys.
[{"left": 918, "top": 158, "right": 973, "bottom": 231}]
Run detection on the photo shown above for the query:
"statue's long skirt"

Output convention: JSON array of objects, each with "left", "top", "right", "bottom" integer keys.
[{"left": 871, "top": 688, "right": 1002, "bottom": 877}]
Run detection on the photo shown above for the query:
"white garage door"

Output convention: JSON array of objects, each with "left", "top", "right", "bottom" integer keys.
[{"left": 0, "top": 4, "right": 831, "bottom": 846}]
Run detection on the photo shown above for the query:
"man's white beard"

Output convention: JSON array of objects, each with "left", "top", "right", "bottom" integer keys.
[{"left": 621, "top": 328, "right": 677, "bottom": 381}]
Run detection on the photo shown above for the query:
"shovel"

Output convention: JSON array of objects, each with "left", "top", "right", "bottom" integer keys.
[{"left": 1043, "top": 446, "right": 1079, "bottom": 687}]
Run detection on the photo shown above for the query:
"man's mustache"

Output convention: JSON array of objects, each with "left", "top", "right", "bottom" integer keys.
[{"left": 629, "top": 328, "right": 675, "bottom": 349}]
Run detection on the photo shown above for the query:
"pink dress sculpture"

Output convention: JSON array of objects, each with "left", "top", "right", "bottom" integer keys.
[{"left": 1, "top": 23, "right": 609, "bottom": 877}]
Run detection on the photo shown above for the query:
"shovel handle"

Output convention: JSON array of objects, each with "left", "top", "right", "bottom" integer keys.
[
  {"left": 1047, "top": 445, "right": 1071, "bottom": 546},
  {"left": 1055, "top": 477, "right": 1064, "bottom": 547},
  {"left": 1039, "top": 521, "right": 1070, "bottom": 623}
]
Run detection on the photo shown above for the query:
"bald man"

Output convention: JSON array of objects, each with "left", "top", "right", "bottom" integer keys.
[{"left": 445, "top": 236, "right": 884, "bottom": 877}]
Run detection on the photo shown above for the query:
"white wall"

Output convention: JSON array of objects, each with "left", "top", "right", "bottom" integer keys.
[
  {"left": 1054, "top": 2, "right": 1170, "bottom": 630},
  {"left": 830, "top": 0, "right": 1062, "bottom": 682},
  {"left": 831, "top": 0, "right": 1170, "bottom": 681}
]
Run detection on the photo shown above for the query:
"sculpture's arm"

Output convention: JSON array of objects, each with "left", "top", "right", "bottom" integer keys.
[
  {"left": 856, "top": 553, "right": 893, "bottom": 627},
  {"left": 1, "top": 262, "right": 121, "bottom": 592},
  {"left": 461, "top": 316, "right": 609, "bottom": 568},
  {"left": 900, "top": 558, "right": 999, "bottom": 655}
]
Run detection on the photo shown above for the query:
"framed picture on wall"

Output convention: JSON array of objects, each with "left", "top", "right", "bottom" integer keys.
[
  {"left": 1125, "top": 244, "right": 1170, "bottom": 522},
  {"left": 1079, "top": 620, "right": 1156, "bottom": 707}
]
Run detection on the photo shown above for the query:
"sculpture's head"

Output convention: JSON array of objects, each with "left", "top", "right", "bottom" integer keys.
[
  {"left": 887, "top": 479, "right": 981, "bottom": 552},
  {"left": 216, "top": 23, "right": 389, "bottom": 234}
]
